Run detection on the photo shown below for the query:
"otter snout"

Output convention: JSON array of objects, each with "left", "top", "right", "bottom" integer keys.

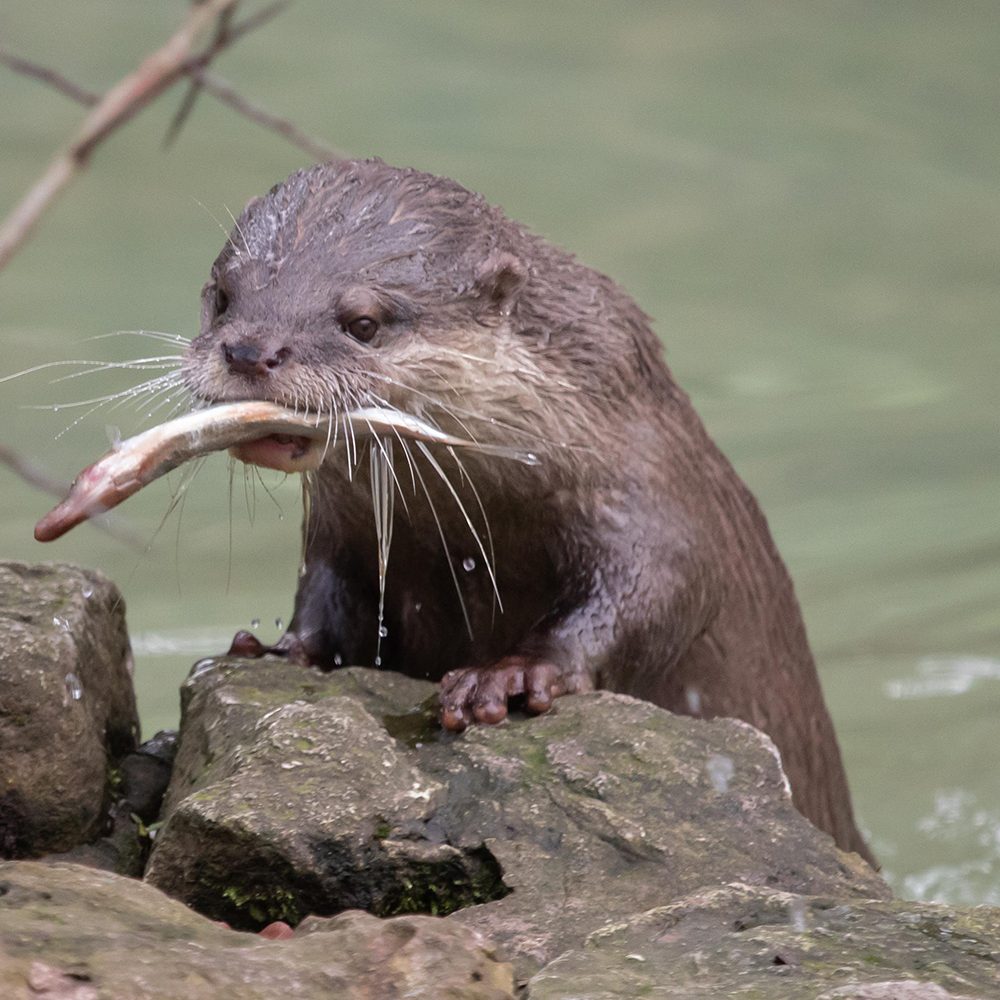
[{"left": 222, "top": 341, "right": 291, "bottom": 378}]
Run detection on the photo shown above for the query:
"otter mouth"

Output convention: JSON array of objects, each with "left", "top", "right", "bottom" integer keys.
[{"left": 229, "top": 433, "right": 324, "bottom": 473}]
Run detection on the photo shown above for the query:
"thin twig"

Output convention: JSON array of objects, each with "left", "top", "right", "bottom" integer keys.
[
  {"left": 163, "top": 0, "right": 300, "bottom": 147},
  {"left": 0, "top": 0, "right": 240, "bottom": 272},
  {"left": 192, "top": 69, "right": 343, "bottom": 161},
  {"left": 0, "top": 444, "right": 142, "bottom": 548},
  {"left": 216, "top": 0, "right": 293, "bottom": 51},
  {"left": 0, "top": 444, "right": 67, "bottom": 498},
  {"left": 164, "top": 5, "right": 238, "bottom": 148},
  {"left": 0, "top": 49, "right": 99, "bottom": 105}
]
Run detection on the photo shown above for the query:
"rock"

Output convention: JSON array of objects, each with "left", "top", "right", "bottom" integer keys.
[
  {"left": 525, "top": 883, "right": 1000, "bottom": 999},
  {"left": 147, "top": 661, "right": 498, "bottom": 928},
  {"left": 0, "top": 562, "right": 139, "bottom": 857},
  {"left": 0, "top": 860, "right": 514, "bottom": 999},
  {"left": 147, "top": 659, "right": 888, "bottom": 976}
]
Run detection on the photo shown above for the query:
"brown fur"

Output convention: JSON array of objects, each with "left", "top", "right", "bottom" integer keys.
[{"left": 183, "top": 159, "right": 873, "bottom": 864}]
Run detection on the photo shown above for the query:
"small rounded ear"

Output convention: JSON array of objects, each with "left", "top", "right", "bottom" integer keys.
[{"left": 474, "top": 250, "right": 528, "bottom": 316}]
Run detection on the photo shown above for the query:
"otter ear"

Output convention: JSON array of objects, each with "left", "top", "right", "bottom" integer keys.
[{"left": 474, "top": 251, "right": 528, "bottom": 316}]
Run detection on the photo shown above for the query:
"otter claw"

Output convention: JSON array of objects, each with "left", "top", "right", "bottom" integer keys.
[{"left": 439, "top": 656, "right": 568, "bottom": 733}]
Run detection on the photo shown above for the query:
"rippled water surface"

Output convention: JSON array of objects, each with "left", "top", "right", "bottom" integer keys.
[{"left": 2, "top": 2, "right": 998, "bottom": 903}]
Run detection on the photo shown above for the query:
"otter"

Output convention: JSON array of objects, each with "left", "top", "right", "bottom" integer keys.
[{"left": 182, "top": 158, "right": 873, "bottom": 864}]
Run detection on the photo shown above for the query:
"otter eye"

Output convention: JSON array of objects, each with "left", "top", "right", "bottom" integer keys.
[
  {"left": 345, "top": 316, "right": 378, "bottom": 342},
  {"left": 215, "top": 286, "right": 230, "bottom": 317}
]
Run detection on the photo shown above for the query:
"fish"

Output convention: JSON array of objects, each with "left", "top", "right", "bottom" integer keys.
[{"left": 34, "top": 400, "right": 533, "bottom": 542}]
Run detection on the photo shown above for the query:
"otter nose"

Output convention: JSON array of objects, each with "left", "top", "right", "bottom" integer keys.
[{"left": 222, "top": 342, "right": 291, "bottom": 378}]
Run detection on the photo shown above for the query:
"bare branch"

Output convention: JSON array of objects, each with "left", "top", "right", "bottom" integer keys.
[
  {"left": 0, "top": 0, "right": 240, "bottom": 272},
  {"left": 0, "top": 19, "right": 346, "bottom": 174},
  {"left": 0, "top": 443, "right": 67, "bottom": 498},
  {"left": 0, "top": 444, "right": 142, "bottom": 548},
  {"left": 0, "top": 0, "right": 339, "bottom": 272},
  {"left": 163, "top": 0, "right": 295, "bottom": 147},
  {"left": 218, "top": 0, "right": 294, "bottom": 51},
  {"left": 192, "top": 69, "right": 343, "bottom": 161},
  {"left": 0, "top": 49, "right": 98, "bottom": 105},
  {"left": 164, "top": 5, "right": 238, "bottom": 148}
]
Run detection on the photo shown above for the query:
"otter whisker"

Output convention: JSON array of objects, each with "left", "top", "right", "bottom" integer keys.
[
  {"left": 393, "top": 432, "right": 419, "bottom": 496},
  {"left": 224, "top": 205, "right": 254, "bottom": 261},
  {"left": 446, "top": 444, "right": 499, "bottom": 619},
  {"left": 35, "top": 371, "right": 185, "bottom": 414},
  {"left": 227, "top": 457, "right": 238, "bottom": 594},
  {"left": 48, "top": 357, "right": 185, "bottom": 383},
  {"left": 341, "top": 411, "right": 354, "bottom": 481},
  {"left": 365, "top": 374, "right": 475, "bottom": 438},
  {"left": 314, "top": 388, "right": 344, "bottom": 466},
  {"left": 140, "top": 454, "right": 209, "bottom": 562},
  {"left": 193, "top": 197, "right": 246, "bottom": 262},
  {"left": 47, "top": 373, "right": 186, "bottom": 440},
  {"left": 0, "top": 357, "right": 178, "bottom": 385},
  {"left": 366, "top": 370, "right": 556, "bottom": 455},
  {"left": 242, "top": 459, "right": 257, "bottom": 526},
  {"left": 415, "top": 440, "right": 502, "bottom": 613},
  {"left": 300, "top": 471, "right": 314, "bottom": 566},
  {"left": 149, "top": 393, "right": 193, "bottom": 425},
  {"left": 433, "top": 344, "right": 579, "bottom": 395},
  {"left": 409, "top": 444, "right": 473, "bottom": 641},
  {"left": 145, "top": 386, "right": 192, "bottom": 419},
  {"left": 369, "top": 436, "right": 396, "bottom": 663},
  {"left": 342, "top": 388, "right": 361, "bottom": 477},
  {"left": 365, "top": 425, "right": 410, "bottom": 517},
  {"left": 86, "top": 330, "right": 191, "bottom": 347},
  {"left": 252, "top": 465, "right": 290, "bottom": 518}
]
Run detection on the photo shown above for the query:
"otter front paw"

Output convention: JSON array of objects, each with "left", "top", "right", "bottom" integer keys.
[{"left": 439, "top": 655, "right": 588, "bottom": 732}]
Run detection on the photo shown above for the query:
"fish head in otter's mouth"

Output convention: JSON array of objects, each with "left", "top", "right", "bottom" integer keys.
[{"left": 179, "top": 159, "right": 547, "bottom": 477}]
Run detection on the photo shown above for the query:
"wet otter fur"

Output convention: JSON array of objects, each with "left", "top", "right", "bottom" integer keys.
[{"left": 183, "top": 158, "right": 873, "bottom": 864}]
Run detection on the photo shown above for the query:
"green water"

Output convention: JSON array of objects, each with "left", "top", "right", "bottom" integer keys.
[{"left": 2, "top": 2, "right": 998, "bottom": 904}]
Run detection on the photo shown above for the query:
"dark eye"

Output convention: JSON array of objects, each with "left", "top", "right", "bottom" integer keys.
[
  {"left": 215, "top": 285, "right": 230, "bottom": 317},
  {"left": 344, "top": 316, "right": 379, "bottom": 342}
]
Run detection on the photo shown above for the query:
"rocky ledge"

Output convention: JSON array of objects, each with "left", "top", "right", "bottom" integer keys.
[{"left": 2, "top": 561, "right": 999, "bottom": 998}]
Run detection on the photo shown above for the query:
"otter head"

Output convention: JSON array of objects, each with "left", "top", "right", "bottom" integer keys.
[
  {"left": 183, "top": 158, "right": 670, "bottom": 474},
  {"left": 182, "top": 159, "right": 541, "bottom": 469}
]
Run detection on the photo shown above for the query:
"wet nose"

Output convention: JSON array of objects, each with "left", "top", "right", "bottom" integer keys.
[{"left": 222, "top": 342, "right": 291, "bottom": 378}]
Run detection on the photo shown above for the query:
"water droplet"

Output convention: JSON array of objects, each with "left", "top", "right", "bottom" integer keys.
[
  {"left": 81, "top": 587, "right": 94, "bottom": 600},
  {"left": 64, "top": 672, "right": 83, "bottom": 701},
  {"left": 788, "top": 897, "right": 809, "bottom": 933},
  {"left": 706, "top": 753, "right": 735, "bottom": 794},
  {"left": 274, "top": 617, "right": 284, "bottom": 631},
  {"left": 684, "top": 686, "right": 702, "bottom": 716},
  {"left": 52, "top": 405, "right": 60, "bottom": 413},
  {"left": 414, "top": 602, "right": 423, "bottom": 613},
  {"left": 378, "top": 625, "right": 388, "bottom": 638},
  {"left": 249, "top": 618, "right": 260, "bottom": 630},
  {"left": 333, "top": 653, "right": 343, "bottom": 666},
  {"left": 52, "top": 616, "right": 70, "bottom": 632},
  {"left": 374, "top": 655, "right": 382, "bottom": 667},
  {"left": 462, "top": 557, "right": 476, "bottom": 572}
]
